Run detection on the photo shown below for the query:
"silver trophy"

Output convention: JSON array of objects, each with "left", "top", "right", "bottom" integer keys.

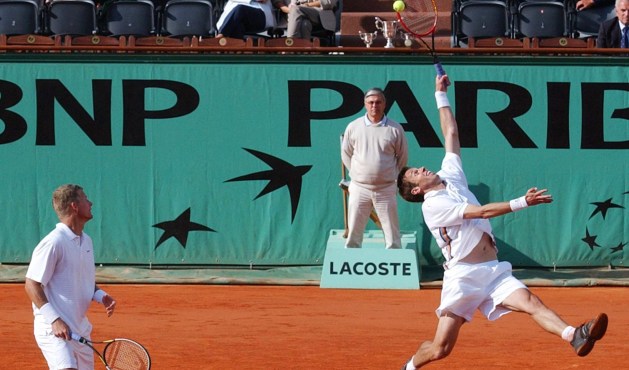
[
  {"left": 374, "top": 17, "right": 398, "bottom": 48},
  {"left": 359, "top": 30, "right": 377, "bottom": 48}
]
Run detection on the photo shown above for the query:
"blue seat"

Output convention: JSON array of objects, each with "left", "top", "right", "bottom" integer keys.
[
  {"left": 0, "top": 0, "right": 42, "bottom": 35},
  {"left": 161, "top": 0, "right": 215, "bottom": 37},
  {"left": 47, "top": 0, "right": 97, "bottom": 36},
  {"left": 102, "top": 0, "right": 156, "bottom": 37}
]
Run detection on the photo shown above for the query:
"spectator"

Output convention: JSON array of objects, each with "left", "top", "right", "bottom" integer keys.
[
  {"left": 597, "top": 0, "right": 629, "bottom": 47},
  {"left": 286, "top": 0, "right": 338, "bottom": 40},
  {"left": 341, "top": 87, "right": 408, "bottom": 250},
  {"left": 216, "top": 0, "right": 288, "bottom": 39}
]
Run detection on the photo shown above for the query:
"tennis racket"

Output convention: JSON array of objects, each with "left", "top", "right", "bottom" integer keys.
[
  {"left": 394, "top": 0, "right": 446, "bottom": 77},
  {"left": 71, "top": 333, "right": 151, "bottom": 370}
]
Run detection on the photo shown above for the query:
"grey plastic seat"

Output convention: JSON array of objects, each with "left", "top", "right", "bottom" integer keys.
[
  {"left": 47, "top": 0, "right": 97, "bottom": 36},
  {"left": 517, "top": 1, "right": 566, "bottom": 38},
  {"left": 103, "top": 0, "right": 155, "bottom": 37},
  {"left": 0, "top": 0, "right": 42, "bottom": 35},
  {"left": 459, "top": 0, "right": 510, "bottom": 38},
  {"left": 574, "top": 3, "right": 615, "bottom": 37},
  {"left": 162, "top": 0, "right": 214, "bottom": 37}
]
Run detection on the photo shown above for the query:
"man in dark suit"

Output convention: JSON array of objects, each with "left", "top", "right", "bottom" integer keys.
[{"left": 597, "top": 0, "right": 629, "bottom": 47}]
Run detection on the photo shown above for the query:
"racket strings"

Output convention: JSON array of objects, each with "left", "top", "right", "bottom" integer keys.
[
  {"left": 403, "top": 0, "right": 433, "bottom": 13},
  {"left": 104, "top": 340, "right": 150, "bottom": 370},
  {"left": 399, "top": 0, "right": 439, "bottom": 37},
  {"left": 400, "top": 16, "right": 437, "bottom": 37}
]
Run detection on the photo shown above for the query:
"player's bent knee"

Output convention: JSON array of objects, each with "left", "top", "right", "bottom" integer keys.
[{"left": 526, "top": 293, "right": 549, "bottom": 312}]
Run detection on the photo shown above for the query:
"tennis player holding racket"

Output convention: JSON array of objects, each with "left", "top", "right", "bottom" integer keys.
[
  {"left": 397, "top": 75, "right": 608, "bottom": 369},
  {"left": 25, "top": 184, "right": 117, "bottom": 369}
]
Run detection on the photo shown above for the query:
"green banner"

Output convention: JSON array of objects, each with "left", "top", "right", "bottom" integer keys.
[{"left": 0, "top": 55, "right": 626, "bottom": 268}]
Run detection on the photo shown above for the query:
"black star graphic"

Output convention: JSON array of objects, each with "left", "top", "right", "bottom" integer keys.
[
  {"left": 589, "top": 198, "right": 624, "bottom": 220},
  {"left": 581, "top": 228, "right": 601, "bottom": 251},
  {"left": 611, "top": 242, "right": 627, "bottom": 253},
  {"left": 225, "top": 148, "right": 312, "bottom": 223},
  {"left": 152, "top": 208, "right": 215, "bottom": 250}
]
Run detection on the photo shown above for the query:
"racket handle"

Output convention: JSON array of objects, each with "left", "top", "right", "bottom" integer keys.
[
  {"left": 71, "top": 333, "right": 85, "bottom": 343},
  {"left": 434, "top": 62, "right": 446, "bottom": 77}
]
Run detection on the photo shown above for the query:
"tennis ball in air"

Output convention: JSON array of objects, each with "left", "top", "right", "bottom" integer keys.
[{"left": 393, "top": 0, "right": 405, "bottom": 12}]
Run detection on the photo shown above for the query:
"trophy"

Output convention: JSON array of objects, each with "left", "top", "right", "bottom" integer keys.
[
  {"left": 359, "top": 30, "right": 377, "bottom": 48},
  {"left": 374, "top": 17, "right": 398, "bottom": 48}
]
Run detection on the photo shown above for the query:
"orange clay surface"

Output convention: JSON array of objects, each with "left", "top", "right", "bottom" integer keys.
[{"left": 3, "top": 283, "right": 627, "bottom": 369}]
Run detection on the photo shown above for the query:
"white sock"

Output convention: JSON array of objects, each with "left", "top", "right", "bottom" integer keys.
[
  {"left": 561, "top": 326, "right": 576, "bottom": 341},
  {"left": 405, "top": 356, "right": 416, "bottom": 370}
]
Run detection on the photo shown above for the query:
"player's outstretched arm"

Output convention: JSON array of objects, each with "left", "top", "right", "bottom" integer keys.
[
  {"left": 435, "top": 75, "right": 460, "bottom": 156},
  {"left": 463, "top": 187, "right": 553, "bottom": 220}
]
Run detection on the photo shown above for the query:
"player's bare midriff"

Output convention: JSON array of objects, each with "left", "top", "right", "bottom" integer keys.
[{"left": 459, "top": 233, "right": 498, "bottom": 264}]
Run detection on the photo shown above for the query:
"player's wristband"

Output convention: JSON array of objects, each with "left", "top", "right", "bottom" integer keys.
[
  {"left": 509, "top": 196, "right": 529, "bottom": 212},
  {"left": 435, "top": 91, "right": 450, "bottom": 109},
  {"left": 93, "top": 289, "right": 107, "bottom": 304},
  {"left": 39, "top": 302, "right": 61, "bottom": 324}
]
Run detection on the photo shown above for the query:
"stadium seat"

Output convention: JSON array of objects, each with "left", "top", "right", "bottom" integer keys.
[
  {"left": 102, "top": 0, "right": 156, "bottom": 37},
  {"left": 572, "top": 3, "right": 615, "bottom": 39},
  {"left": 516, "top": 0, "right": 567, "bottom": 38},
  {"left": 517, "top": 0, "right": 595, "bottom": 48},
  {"left": 0, "top": 0, "right": 42, "bottom": 36},
  {"left": 271, "top": 0, "right": 342, "bottom": 45},
  {"left": 161, "top": 0, "right": 215, "bottom": 38},
  {"left": 311, "top": 0, "right": 342, "bottom": 46},
  {"left": 454, "top": 0, "right": 512, "bottom": 47},
  {"left": 47, "top": 0, "right": 98, "bottom": 36}
]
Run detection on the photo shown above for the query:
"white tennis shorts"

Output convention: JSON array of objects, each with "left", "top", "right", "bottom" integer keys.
[
  {"left": 436, "top": 260, "right": 527, "bottom": 322},
  {"left": 33, "top": 317, "right": 94, "bottom": 370}
]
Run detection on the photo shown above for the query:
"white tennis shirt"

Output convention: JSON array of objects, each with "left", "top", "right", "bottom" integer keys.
[
  {"left": 26, "top": 223, "right": 96, "bottom": 334},
  {"left": 422, "top": 152, "right": 495, "bottom": 269}
]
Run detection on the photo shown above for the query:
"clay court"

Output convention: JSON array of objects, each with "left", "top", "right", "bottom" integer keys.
[{"left": 4, "top": 282, "right": 627, "bottom": 369}]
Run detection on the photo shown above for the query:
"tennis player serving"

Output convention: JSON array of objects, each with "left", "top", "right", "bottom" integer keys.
[{"left": 397, "top": 74, "right": 608, "bottom": 369}]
